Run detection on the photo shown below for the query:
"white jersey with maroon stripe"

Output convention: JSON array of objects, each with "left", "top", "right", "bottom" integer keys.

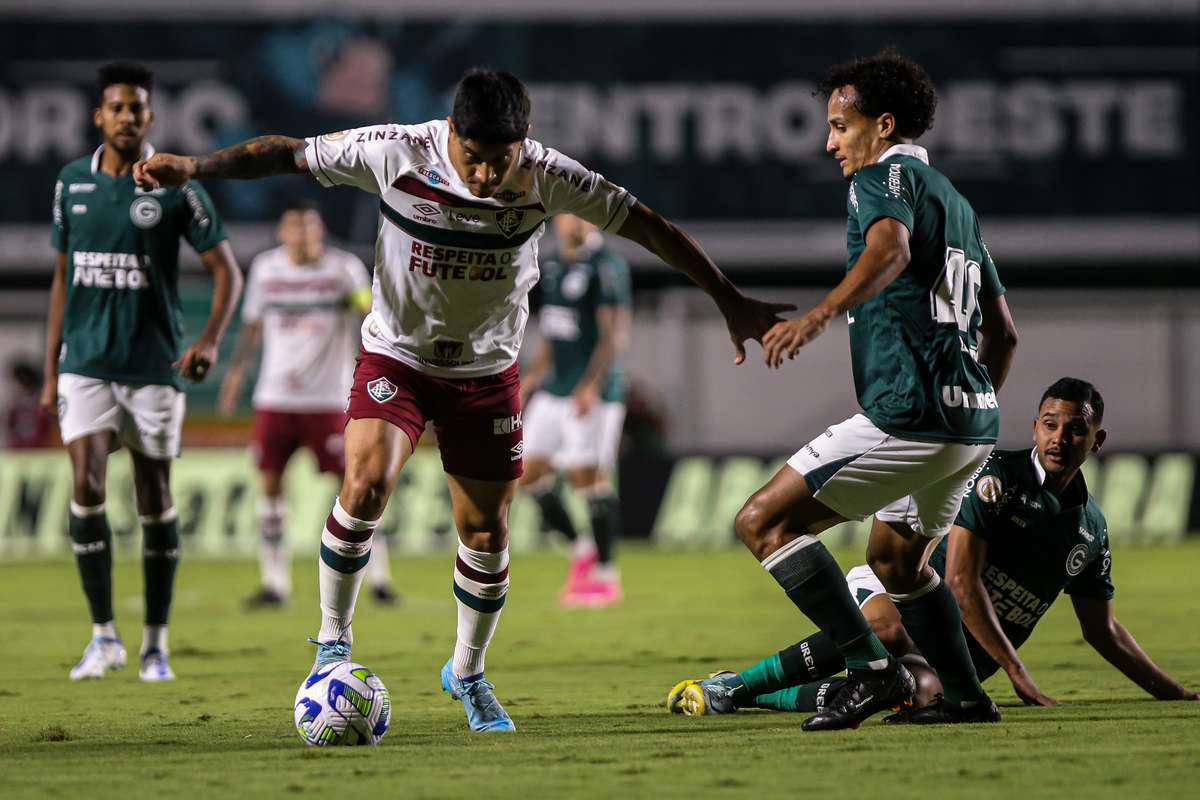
[
  {"left": 303, "top": 119, "right": 636, "bottom": 378},
  {"left": 242, "top": 245, "right": 370, "bottom": 411}
]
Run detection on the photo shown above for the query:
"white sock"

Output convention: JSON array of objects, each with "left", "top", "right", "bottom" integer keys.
[
  {"left": 572, "top": 536, "right": 596, "bottom": 559},
  {"left": 257, "top": 496, "right": 290, "bottom": 595},
  {"left": 142, "top": 625, "right": 168, "bottom": 655},
  {"left": 367, "top": 529, "right": 393, "bottom": 588},
  {"left": 317, "top": 499, "right": 377, "bottom": 645},
  {"left": 93, "top": 621, "right": 117, "bottom": 640},
  {"left": 452, "top": 543, "right": 510, "bottom": 680}
]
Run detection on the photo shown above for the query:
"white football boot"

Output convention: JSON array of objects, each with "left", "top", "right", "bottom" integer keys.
[
  {"left": 138, "top": 649, "right": 176, "bottom": 682},
  {"left": 69, "top": 636, "right": 128, "bottom": 680}
]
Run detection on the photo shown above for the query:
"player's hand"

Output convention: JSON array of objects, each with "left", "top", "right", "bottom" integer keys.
[
  {"left": 719, "top": 294, "right": 797, "bottom": 366},
  {"left": 133, "top": 153, "right": 196, "bottom": 190},
  {"left": 175, "top": 338, "right": 218, "bottom": 383},
  {"left": 217, "top": 367, "right": 244, "bottom": 417},
  {"left": 572, "top": 383, "right": 600, "bottom": 417},
  {"left": 38, "top": 374, "right": 58, "bottom": 415},
  {"left": 761, "top": 308, "right": 835, "bottom": 369},
  {"left": 1008, "top": 668, "right": 1059, "bottom": 706}
]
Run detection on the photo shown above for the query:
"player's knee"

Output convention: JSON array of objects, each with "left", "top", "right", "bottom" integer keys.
[
  {"left": 734, "top": 499, "right": 772, "bottom": 555},
  {"left": 72, "top": 469, "right": 106, "bottom": 507},
  {"left": 339, "top": 471, "right": 390, "bottom": 519},
  {"left": 458, "top": 514, "right": 508, "bottom": 552},
  {"left": 866, "top": 549, "right": 901, "bottom": 589},
  {"left": 872, "top": 617, "right": 914, "bottom": 657}
]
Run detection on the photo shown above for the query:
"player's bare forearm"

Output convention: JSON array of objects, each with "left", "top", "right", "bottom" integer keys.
[
  {"left": 616, "top": 202, "right": 740, "bottom": 308},
  {"left": 197, "top": 242, "right": 243, "bottom": 346},
  {"left": 1073, "top": 598, "right": 1197, "bottom": 700},
  {"left": 977, "top": 294, "right": 1018, "bottom": 392},
  {"left": 227, "top": 320, "right": 263, "bottom": 372},
  {"left": 946, "top": 527, "right": 1026, "bottom": 675},
  {"left": 43, "top": 254, "right": 67, "bottom": 376},
  {"left": 193, "top": 135, "right": 308, "bottom": 181},
  {"left": 577, "top": 307, "right": 628, "bottom": 395},
  {"left": 815, "top": 219, "right": 910, "bottom": 319}
]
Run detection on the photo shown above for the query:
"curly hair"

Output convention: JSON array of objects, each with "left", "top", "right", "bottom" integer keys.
[
  {"left": 817, "top": 48, "right": 937, "bottom": 139},
  {"left": 96, "top": 61, "right": 153, "bottom": 99}
]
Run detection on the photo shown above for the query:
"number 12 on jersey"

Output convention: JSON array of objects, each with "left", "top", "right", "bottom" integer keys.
[{"left": 930, "top": 247, "right": 981, "bottom": 333}]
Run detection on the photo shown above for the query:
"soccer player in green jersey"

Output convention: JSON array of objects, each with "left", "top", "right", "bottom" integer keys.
[
  {"left": 520, "top": 214, "right": 632, "bottom": 607},
  {"left": 670, "top": 378, "right": 1199, "bottom": 718},
  {"left": 732, "top": 50, "right": 1021, "bottom": 730},
  {"left": 40, "top": 62, "right": 242, "bottom": 682}
]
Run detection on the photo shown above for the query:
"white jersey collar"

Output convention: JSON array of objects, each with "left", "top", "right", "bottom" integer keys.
[
  {"left": 877, "top": 143, "right": 929, "bottom": 165},
  {"left": 91, "top": 142, "right": 156, "bottom": 174},
  {"left": 1030, "top": 447, "right": 1047, "bottom": 485}
]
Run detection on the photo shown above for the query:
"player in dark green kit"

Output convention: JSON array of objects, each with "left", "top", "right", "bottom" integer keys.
[
  {"left": 731, "top": 49, "right": 1020, "bottom": 730},
  {"left": 40, "top": 63, "right": 242, "bottom": 682},
  {"left": 520, "top": 214, "right": 631, "bottom": 606},
  {"left": 670, "top": 378, "right": 1199, "bottom": 716}
]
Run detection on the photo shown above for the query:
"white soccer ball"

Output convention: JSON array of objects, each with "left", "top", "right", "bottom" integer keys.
[{"left": 294, "top": 661, "right": 391, "bottom": 746}]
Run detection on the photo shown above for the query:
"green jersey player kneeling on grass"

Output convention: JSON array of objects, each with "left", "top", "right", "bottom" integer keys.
[
  {"left": 668, "top": 378, "right": 1200, "bottom": 721},
  {"left": 42, "top": 62, "right": 242, "bottom": 682}
]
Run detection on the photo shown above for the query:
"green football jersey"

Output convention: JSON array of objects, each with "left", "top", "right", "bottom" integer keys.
[
  {"left": 51, "top": 145, "right": 227, "bottom": 388},
  {"left": 928, "top": 447, "right": 1113, "bottom": 678},
  {"left": 845, "top": 144, "right": 1004, "bottom": 444},
  {"left": 537, "top": 240, "right": 631, "bottom": 403}
]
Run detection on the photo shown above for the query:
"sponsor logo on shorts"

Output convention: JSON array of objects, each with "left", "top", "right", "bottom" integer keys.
[
  {"left": 496, "top": 207, "right": 525, "bottom": 238},
  {"left": 493, "top": 413, "right": 522, "bottom": 435},
  {"left": 976, "top": 475, "right": 1002, "bottom": 504},
  {"left": 366, "top": 377, "right": 398, "bottom": 403},
  {"left": 129, "top": 196, "right": 162, "bottom": 229},
  {"left": 418, "top": 166, "right": 449, "bottom": 186},
  {"left": 1065, "top": 543, "right": 1090, "bottom": 576},
  {"left": 510, "top": 441, "right": 525, "bottom": 460}
]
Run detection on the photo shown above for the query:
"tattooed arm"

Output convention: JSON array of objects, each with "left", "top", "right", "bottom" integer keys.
[{"left": 134, "top": 135, "right": 308, "bottom": 189}]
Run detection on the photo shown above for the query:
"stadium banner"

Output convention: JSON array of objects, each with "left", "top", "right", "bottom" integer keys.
[
  {"left": 0, "top": 15, "right": 1196, "bottom": 269},
  {"left": 0, "top": 449, "right": 1194, "bottom": 559}
]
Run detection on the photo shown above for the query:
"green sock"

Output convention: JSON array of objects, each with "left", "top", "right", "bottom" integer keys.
[
  {"left": 69, "top": 506, "right": 114, "bottom": 624},
  {"left": 142, "top": 514, "right": 180, "bottom": 626},
  {"left": 752, "top": 678, "right": 845, "bottom": 713},
  {"left": 894, "top": 577, "right": 987, "bottom": 705},
  {"left": 586, "top": 492, "right": 621, "bottom": 565},
  {"left": 532, "top": 486, "right": 578, "bottom": 542},
  {"left": 778, "top": 632, "right": 847, "bottom": 682},
  {"left": 764, "top": 537, "right": 891, "bottom": 670},
  {"left": 734, "top": 652, "right": 788, "bottom": 701}
]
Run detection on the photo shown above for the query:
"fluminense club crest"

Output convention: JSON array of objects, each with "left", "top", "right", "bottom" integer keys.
[
  {"left": 496, "top": 208, "right": 525, "bottom": 238},
  {"left": 367, "top": 377, "right": 397, "bottom": 403}
]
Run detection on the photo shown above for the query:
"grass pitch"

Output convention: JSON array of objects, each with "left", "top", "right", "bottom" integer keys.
[{"left": 1, "top": 543, "right": 1197, "bottom": 799}]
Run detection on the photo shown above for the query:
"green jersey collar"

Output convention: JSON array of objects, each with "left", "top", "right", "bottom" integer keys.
[
  {"left": 1029, "top": 446, "right": 1089, "bottom": 511},
  {"left": 90, "top": 142, "right": 156, "bottom": 174},
  {"left": 877, "top": 143, "right": 929, "bottom": 165}
]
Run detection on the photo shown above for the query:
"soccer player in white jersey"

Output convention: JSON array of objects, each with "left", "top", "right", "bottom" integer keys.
[
  {"left": 219, "top": 199, "right": 397, "bottom": 608},
  {"left": 135, "top": 68, "right": 789, "bottom": 733}
]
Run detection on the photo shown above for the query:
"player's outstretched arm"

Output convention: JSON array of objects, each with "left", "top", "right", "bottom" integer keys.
[
  {"left": 977, "top": 294, "right": 1018, "bottom": 392},
  {"left": 946, "top": 525, "right": 1060, "bottom": 706},
  {"left": 176, "top": 241, "right": 243, "bottom": 383},
  {"left": 218, "top": 320, "right": 262, "bottom": 417},
  {"left": 134, "top": 135, "right": 309, "bottom": 189},
  {"left": 760, "top": 218, "right": 910, "bottom": 369},
  {"left": 615, "top": 201, "right": 795, "bottom": 364},
  {"left": 40, "top": 252, "right": 68, "bottom": 414},
  {"left": 1071, "top": 596, "right": 1199, "bottom": 701}
]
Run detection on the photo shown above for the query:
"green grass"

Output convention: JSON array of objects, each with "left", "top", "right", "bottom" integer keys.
[{"left": 1, "top": 543, "right": 1198, "bottom": 799}]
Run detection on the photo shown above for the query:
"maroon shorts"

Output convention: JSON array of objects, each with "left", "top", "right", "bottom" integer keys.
[
  {"left": 346, "top": 349, "right": 524, "bottom": 482},
  {"left": 252, "top": 409, "right": 347, "bottom": 474}
]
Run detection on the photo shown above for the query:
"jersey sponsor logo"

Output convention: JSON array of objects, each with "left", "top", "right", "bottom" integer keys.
[
  {"left": 53, "top": 180, "right": 64, "bottom": 227},
  {"left": 129, "top": 195, "right": 162, "bottom": 229},
  {"left": 418, "top": 166, "right": 449, "bottom": 187},
  {"left": 493, "top": 412, "right": 522, "bottom": 435},
  {"left": 181, "top": 185, "right": 211, "bottom": 229},
  {"left": 496, "top": 208, "right": 526, "bottom": 238},
  {"left": 941, "top": 385, "right": 998, "bottom": 410},
  {"left": 135, "top": 187, "right": 168, "bottom": 197},
  {"left": 71, "top": 204, "right": 88, "bottom": 215},
  {"left": 493, "top": 189, "right": 526, "bottom": 203},
  {"left": 366, "top": 377, "right": 398, "bottom": 404},
  {"left": 408, "top": 241, "right": 514, "bottom": 283},
  {"left": 539, "top": 305, "right": 580, "bottom": 340},
  {"left": 848, "top": 183, "right": 859, "bottom": 211},
  {"left": 976, "top": 475, "right": 1003, "bottom": 504},
  {"left": 68, "top": 182, "right": 96, "bottom": 193},
  {"left": 412, "top": 203, "right": 440, "bottom": 216},
  {"left": 322, "top": 130, "right": 350, "bottom": 141},
  {"left": 1065, "top": 543, "right": 1090, "bottom": 576},
  {"left": 1078, "top": 526, "right": 1094, "bottom": 543},
  {"left": 887, "top": 163, "right": 904, "bottom": 198},
  {"left": 519, "top": 154, "right": 593, "bottom": 191},
  {"left": 982, "top": 564, "right": 1050, "bottom": 629},
  {"left": 510, "top": 441, "right": 525, "bottom": 460},
  {"left": 72, "top": 251, "right": 150, "bottom": 290}
]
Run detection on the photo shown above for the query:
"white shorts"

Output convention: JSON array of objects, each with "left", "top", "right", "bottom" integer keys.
[
  {"left": 846, "top": 564, "right": 888, "bottom": 609},
  {"left": 57, "top": 373, "right": 185, "bottom": 460},
  {"left": 787, "top": 414, "right": 992, "bottom": 538},
  {"left": 522, "top": 392, "right": 625, "bottom": 470}
]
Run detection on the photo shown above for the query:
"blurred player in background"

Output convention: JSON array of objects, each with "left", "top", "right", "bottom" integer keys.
[
  {"left": 733, "top": 49, "right": 1020, "bottom": 730},
  {"left": 41, "top": 62, "right": 242, "bottom": 682},
  {"left": 520, "top": 213, "right": 631, "bottom": 607},
  {"left": 5, "top": 360, "right": 52, "bottom": 448},
  {"left": 136, "top": 68, "right": 789, "bottom": 732},
  {"left": 219, "top": 199, "right": 397, "bottom": 609},
  {"left": 671, "top": 378, "right": 1199, "bottom": 717}
]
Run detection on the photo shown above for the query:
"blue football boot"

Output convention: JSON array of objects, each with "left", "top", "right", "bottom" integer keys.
[{"left": 440, "top": 658, "right": 516, "bottom": 732}]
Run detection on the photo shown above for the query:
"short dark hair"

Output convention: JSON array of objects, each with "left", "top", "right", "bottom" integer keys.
[
  {"left": 817, "top": 48, "right": 937, "bottom": 139},
  {"left": 281, "top": 197, "right": 319, "bottom": 216},
  {"left": 1040, "top": 377, "right": 1105, "bottom": 426},
  {"left": 96, "top": 61, "right": 153, "bottom": 101},
  {"left": 451, "top": 68, "right": 531, "bottom": 145}
]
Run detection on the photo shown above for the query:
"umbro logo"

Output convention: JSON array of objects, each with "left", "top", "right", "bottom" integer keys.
[
  {"left": 412, "top": 203, "right": 439, "bottom": 216},
  {"left": 367, "top": 377, "right": 397, "bottom": 403},
  {"left": 510, "top": 441, "right": 525, "bottom": 460}
]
